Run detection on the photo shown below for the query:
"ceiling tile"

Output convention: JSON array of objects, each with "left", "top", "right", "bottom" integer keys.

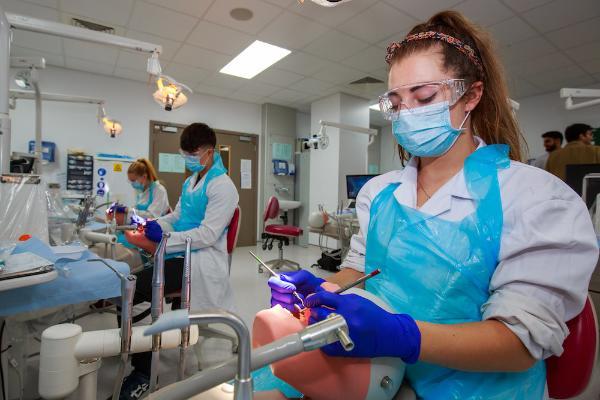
[
  {"left": 255, "top": 68, "right": 305, "bottom": 86},
  {"left": 564, "top": 41, "right": 600, "bottom": 63},
  {"left": 63, "top": 39, "right": 119, "bottom": 65},
  {"left": 263, "top": 0, "right": 296, "bottom": 6},
  {"left": 580, "top": 58, "right": 600, "bottom": 75},
  {"left": 268, "top": 88, "right": 311, "bottom": 103},
  {"left": 258, "top": 11, "right": 329, "bottom": 50},
  {"left": 507, "top": 51, "right": 573, "bottom": 76},
  {"left": 113, "top": 67, "right": 151, "bottom": 83},
  {"left": 125, "top": 30, "right": 181, "bottom": 61},
  {"left": 275, "top": 51, "right": 332, "bottom": 75},
  {"left": 60, "top": 0, "right": 134, "bottom": 26},
  {"left": 164, "top": 63, "right": 211, "bottom": 87},
  {"left": 545, "top": 17, "right": 600, "bottom": 50},
  {"left": 11, "top": 45, "right": 64, "bottom": 67},
  {"left": 230, "top": 91, "right": 264, "bottom": 104},
  {"left": 522, "top": 0, "right": 600, "bottom": 33},
  {"left": 65, "top": 57, "right": 115, "bottom": 76},
  {"left": 18, "top": 0, "right": 59, "bottom": 8},
  {"left": 173, "top": 44, "right": 230, "bottom": 71},
  {"left": 369, "top": 67, "right": 389, "bottom": 82},
  {"left": 342, "top": 46, "right": 386, "bottom": 72},
  {"left": 500, "top": 0, "right": 553, "bottom": 13},
  {"left": 12, "top": 30, "right": 63, "bottom": 54},
  {"left": 116, "top": 50, "right": 149, "bottom": 71},
  {"left": 507, "top": 77, "right": 542, "bottom": 98},
  {"left": 142, "top": 0, "right": 212, "bottom": 17},
  {"left": 313, "top": 63, "right": 365, "bottom": 85},
  {"left": 128, "top": 2, "right": 198, "bottom": 41},
  {"left": 500, "top": 36, "right": 556, "bottom": 64},
  {"left": 303, "top": 30, "right": 369, "bottom": 61},
  {"left": 194, "top": 82, "right": 231, "bottom": 98},
  {"left": 0, "top": 0, "right": 59, "bottom": 19},
  {"left": 187, "top": 21, "right": 254, "bottom": 56},
  {"left": 338, "top": 2, "right": 417, "bottom": 44},
  {"left": 289, "top": 77, "right": 333, "bottom": 94},
  {"left": 488, "top": 17, "right": 538, "bottom": 46},
  {"left": 204, "top": 0, "right": 283, "bottom": 35},
  {"left": 383, "top": 0, "right": 463, "bottom": 21},
  {"left": 525, "top": 64, "right": 592, "bottom": 89},
  {"left": 237, "top": 81, "right": 281, "bottom": 97},
  {"left": 452, "top": 0, "right": 514, "bottom": 26},
  {"left": 287, "top": 0, "right": 374, "bottom": 27},
  {"left": 203, "top": 72, "right": 249, "bottom": 90}
]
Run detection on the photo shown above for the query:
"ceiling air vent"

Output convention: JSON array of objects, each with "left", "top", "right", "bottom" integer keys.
[
  {"left": 71, "top": 18, "right": 115, "bottom": 34},
  {"left": 349, "top": 76, "right": 384, "bottom": 85}
]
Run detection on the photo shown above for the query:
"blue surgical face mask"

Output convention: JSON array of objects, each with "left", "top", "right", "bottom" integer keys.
[
  {"left": 183, "top": 149, "right": 210, "bottom": 173},
  {"left": 392, "top": 101, "right": 470, "bottom": 157},
  {"left": 131, "top": 181, "right": 144, "bottom": 191}
]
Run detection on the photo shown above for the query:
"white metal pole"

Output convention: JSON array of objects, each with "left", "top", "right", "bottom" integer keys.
[{"left": 0, "top": 5, "right": 12, "bottom": 174}]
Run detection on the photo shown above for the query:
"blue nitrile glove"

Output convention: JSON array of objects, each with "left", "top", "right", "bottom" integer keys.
[
  {"left": 267, "top": 269, "right": 325, "bottom": 312},
  {"left": 144, "top": 220, "right": 163, "bottom": 243},
  {"left": 306, "top": 291, "right": 421, "bottom": 363},
  {"left": 107, "top": 202, "right": 127, "bottom": 215},
  {"left": 130, "top": 211, "right": 146, "bottom": 228}
]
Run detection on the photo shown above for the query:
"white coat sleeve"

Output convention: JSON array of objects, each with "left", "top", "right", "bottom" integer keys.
[
  {"left": 482, "top": 176, "right": 599, "bottom": 360},
  {"left": 157, "top": 196, "right": 181, "bottom": 228},
  {"left": 341, "top": 180, "right": 375, "bottom": 273},
  {"left": 165, "top": 176, "right": 239, "bottom": 253}
]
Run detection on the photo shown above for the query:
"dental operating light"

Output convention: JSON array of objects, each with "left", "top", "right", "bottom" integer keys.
[
  {"left": 153, "top": 75, "right": 192, "bottom": 111},
  {"left": 98, "top": 103, "right": 122, "bottom": 138}
]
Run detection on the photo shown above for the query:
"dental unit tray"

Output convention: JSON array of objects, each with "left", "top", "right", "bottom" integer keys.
[{"left": 0, "top": 252, "right": 55, "bottom": 281}]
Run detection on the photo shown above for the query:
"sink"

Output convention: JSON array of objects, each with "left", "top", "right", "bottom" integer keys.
[{"left": 278, "top": 200, "right": 301, "bottom": 210}]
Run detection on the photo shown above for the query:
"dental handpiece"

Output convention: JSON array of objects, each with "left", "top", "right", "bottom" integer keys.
[{"left": 249, "top": 251, "right": 305, "bottom": 309}]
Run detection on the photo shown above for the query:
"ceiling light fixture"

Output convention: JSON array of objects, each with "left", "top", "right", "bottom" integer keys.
[
  {"left": 220, "top": 40, "right": 291, "bottom": 79},
  {"left": 98, "top": 103, "right": 122, "bottom": 138},
  {"left": 297, "top": 0, "right": 353, "bottom": 7},
  {"left": 369, "top": 103, "right": 379, "bottom": 111},
  {"left": 230, "top": 8, "right": 253, "bottom": 21},
  {"left": 153, "top": 75, "right": 192, "bottom": 111}
]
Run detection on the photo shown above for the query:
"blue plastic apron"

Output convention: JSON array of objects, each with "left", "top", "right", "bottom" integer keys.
[
  {"left": 172, "top": 152, "right": 227, "bottom": 233},
  {"left": 365, "top": 145, "right": 546, "bottom": 399}
]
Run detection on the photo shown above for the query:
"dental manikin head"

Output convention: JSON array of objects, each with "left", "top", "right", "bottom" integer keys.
[
  {"left": 124, "top": 229, "right": 157, "bottom": 253},
  {"left": 252, "top": 288, "right": 405, "bottom": 400}
]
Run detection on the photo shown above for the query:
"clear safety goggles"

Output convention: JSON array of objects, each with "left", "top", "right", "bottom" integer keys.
[
  {"left": 378, "top": 78, "right": 467, "bottom": 120},
  {"left": 179, "top": 148, "right": 210, "bottom": 162}
]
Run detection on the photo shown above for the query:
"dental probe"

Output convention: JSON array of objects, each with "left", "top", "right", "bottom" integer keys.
[
  {"left": 334, "top": 268, "right": 381, "bottom": 294},
  {"left": 249, "top": 251, "right": 306, "bottom": 307}
]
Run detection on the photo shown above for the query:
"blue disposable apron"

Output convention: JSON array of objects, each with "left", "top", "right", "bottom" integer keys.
[
  {"left": 117, "top": 182, "right": 156, "bottom": 248},
  {"left": 364, "top": 145, "right": 546, "bottom": 399},
  {"left": 172, "top": 152, "right": 227, "bottom": 233}
]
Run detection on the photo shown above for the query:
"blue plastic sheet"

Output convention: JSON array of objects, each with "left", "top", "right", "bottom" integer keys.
[{"left": 0, "top": 237, "right": 129, "bottom": 317}]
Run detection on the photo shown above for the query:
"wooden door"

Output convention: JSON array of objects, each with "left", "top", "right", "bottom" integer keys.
[
  {"left": 149, "top": 121, "right": 258, "bottom": 246},
  {"left": 215, "top": 129, "right": 258, "bottom": 247}
]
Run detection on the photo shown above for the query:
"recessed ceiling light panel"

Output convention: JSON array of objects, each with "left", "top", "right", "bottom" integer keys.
[{"left": 220, "top": 40, "right": 291, "bottom": 79}]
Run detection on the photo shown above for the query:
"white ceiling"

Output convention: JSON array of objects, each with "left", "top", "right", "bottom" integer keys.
[{"left": 2, "top": 0, "right": 600, "bottom": 117}]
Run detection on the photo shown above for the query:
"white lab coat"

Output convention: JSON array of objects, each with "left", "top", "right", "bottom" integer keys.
[
  {"left": 156, "top": 174, "right": 239, "bottom": 312},
  {"left": 344, "top": 137, "right": 598, "bottom": 360},
  {"left": 126, "top": 181, "right": 170, "bottom": 219}
]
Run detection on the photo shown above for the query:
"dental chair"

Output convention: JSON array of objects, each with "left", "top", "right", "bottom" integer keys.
[
  {"left": 260, "top": 196, "right": 302, "bottom": 273},
  {"left": 546, "top": 295, "right": 598, "bottom": 399}
]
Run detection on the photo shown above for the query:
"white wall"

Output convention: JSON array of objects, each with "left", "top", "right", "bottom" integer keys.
[
  {"left": 9, "top": 66, "right": 262, "bottom": 185},
  {"left": 516, "top": 84, "right": 600, "bottom": 160},
  {"left": 296, "top": 111, "right": 310, "bottom": 139}
]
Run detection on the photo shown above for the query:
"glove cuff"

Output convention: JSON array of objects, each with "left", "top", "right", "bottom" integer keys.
[{"left": 392, "top": 314, "right": 421, "bottom": 364}]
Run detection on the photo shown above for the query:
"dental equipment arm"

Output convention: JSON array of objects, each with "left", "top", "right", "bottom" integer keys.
[
  {"left": 88, "top": 259, "right": 137, "bottom": 400},
  {"left": 560, "top": 88, "right": 600, "bottom": 110},
  {"left": 150, "top": 232, "right": 170, "bottom": 392},
  {"left": 144, "top": 311, "right": 353, "bottom": 400},
  {"left": 178, "top": 237, "right": 192, "bottom": 381}
]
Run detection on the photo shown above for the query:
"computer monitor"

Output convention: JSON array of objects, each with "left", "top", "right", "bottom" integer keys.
[
  {"left": 346, "top": 174, "right": 378, "bottom": 200},
  {"left": 565, "top": 164, "right": 600, "bottom": 196}
]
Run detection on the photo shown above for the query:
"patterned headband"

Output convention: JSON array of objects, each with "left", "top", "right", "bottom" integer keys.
[{"left": 386, "top": 31, "right": 483, "bottom": 74}]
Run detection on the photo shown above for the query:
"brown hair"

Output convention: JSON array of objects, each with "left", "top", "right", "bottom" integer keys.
[
  {"left": 128, "top": 158, "right": 159, "bottom": 182},
  {"left": 387, "top": 11, "right": 525, "bottom": 162}
]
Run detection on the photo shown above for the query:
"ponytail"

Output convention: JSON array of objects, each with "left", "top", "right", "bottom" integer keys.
[{"left": 128, "top": 158, "right": 159, "bottom": 182}]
